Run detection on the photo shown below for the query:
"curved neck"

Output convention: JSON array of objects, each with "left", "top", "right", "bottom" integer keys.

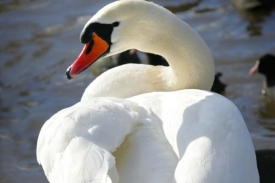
[
  {"left": 133, "top": 4, "right": 215, "bottom": 91},
  {"left": 83, "top": 1, "right": 216, "bottom": 100}
]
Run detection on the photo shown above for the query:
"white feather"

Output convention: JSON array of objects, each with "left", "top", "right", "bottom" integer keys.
[{"left": 37, "top": 1, "right": 259, "bottom": 183}]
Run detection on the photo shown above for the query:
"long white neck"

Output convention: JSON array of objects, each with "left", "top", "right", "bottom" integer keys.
[
  {"left": 129, "top": 3, "right": 215, "bottom": 91},
  {"left": 82, "top": 1, "right": 215, "bottom": 99}
]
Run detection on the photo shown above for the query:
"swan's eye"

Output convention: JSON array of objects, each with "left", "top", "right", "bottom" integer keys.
[{"left": 112, "top": 21, "right": 119, "bottom": 27}]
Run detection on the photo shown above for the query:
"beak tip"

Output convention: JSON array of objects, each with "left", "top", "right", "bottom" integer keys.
[{"left": 66, "top": 66, "right": 73, "bottom": 80}]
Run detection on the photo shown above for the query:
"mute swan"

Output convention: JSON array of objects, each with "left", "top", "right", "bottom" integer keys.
[
  {"left": 66, "top": 0, "right": 215, "bottom": 99},
  {"left": 37, "top": 91, "right": 259, "bottom": 183},
  {"left": 37, "top": 0, "right": 259, "bottom": 183}
]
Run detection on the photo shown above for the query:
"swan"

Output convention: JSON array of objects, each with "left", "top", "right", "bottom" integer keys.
[
  {"left": 37, "top": 91, "right": 259, "bottom": 183},
  {"left": 37, "top": 0, "right": 259, "bottom": 182},
  {"left": 66, "top": 0, "right": 215, "bottom": 99}
]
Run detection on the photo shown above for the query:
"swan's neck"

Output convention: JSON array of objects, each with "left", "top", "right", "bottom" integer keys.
[{"left": 133, "top": 5, "right": 215, "bottom": 91}]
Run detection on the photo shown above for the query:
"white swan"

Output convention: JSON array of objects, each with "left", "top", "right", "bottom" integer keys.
[
  {"left": 66, "top": 0, "right": 215, "bottom": 99},
  {"left": 37, "top": 1, "right": 259, "bottom": 183},
  {"left": 37, "top": 91, "right": 259, "bottom": 183}
]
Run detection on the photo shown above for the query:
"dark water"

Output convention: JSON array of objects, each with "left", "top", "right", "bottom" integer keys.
[{"left": 0, "top": 0, "right": 274, "bottom": 182}]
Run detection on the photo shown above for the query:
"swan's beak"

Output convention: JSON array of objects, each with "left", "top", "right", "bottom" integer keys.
[{"left": 66, "top": 33, "right": 109, "bottom": 79}]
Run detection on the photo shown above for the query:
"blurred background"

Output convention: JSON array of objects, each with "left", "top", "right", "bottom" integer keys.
[{"left": 0, "top": 0, "right": 274, "bottom": 182}]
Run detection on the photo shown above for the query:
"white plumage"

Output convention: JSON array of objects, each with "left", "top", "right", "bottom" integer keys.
[
  {"left": 37, "top": 0, "right": 259, "bottom": 182},
  {"left": 129, "top": 90, "right": 258, "bottom": 183},
  {"left": 37, "top": 98, "right": 178, "bottom": 183},
  {"left": 37, "top": 91, "right": 259, "bottom": 183}
]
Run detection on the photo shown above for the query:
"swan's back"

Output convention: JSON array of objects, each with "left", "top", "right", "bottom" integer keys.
[
  {"left": 129, "top": 89, "right": 259, "bottom": 183},
  {"left": 38, "top": 90, "right": 259, "bottom": 183}
]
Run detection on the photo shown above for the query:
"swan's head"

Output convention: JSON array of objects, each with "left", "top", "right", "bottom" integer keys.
[{"left": 66, "top": 0, "right": 160, "bottom": 79}]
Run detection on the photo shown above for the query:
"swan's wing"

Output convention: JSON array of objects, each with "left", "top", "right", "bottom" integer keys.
[
  {"left": 112, "top": 113, "right": 178, "bottom": 183},
  {"left": 129, "top": 89, "right": 259, "bottom": 183},
  {"left": 36, "top": 98, "right": 145, "bottom": 183},
  {"left": 53, "top": 137, "right": 115, "bottom": 183}
]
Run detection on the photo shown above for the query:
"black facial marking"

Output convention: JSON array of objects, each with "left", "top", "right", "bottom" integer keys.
[
  {"left": 85, "top": 39, "right": 94, "bottom": 55},
  {"left": 66, "top": 67, "right": 72, "bottom": 79},
  {"left": 80, "top": 22, "right": 120, "bottom": 44}
]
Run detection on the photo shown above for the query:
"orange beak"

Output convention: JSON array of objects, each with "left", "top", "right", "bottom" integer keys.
[{"left": 66, "top": 33, "right": 109, "bottom": 79}]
